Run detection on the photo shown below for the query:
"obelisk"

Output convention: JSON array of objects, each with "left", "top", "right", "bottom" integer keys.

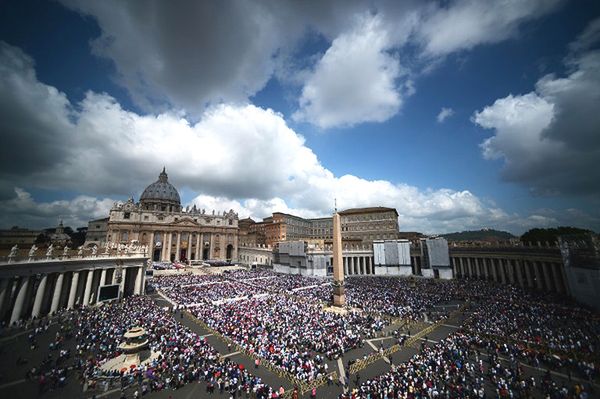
[{"left": 332, "top": 208, "right": 345, "bottom": 306}]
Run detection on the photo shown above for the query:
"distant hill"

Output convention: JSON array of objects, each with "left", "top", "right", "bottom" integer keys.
[{"left": 441, "top": 229, "right": 516, "bottom": 242}]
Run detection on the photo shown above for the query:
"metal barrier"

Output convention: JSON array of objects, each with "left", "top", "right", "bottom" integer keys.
[{"left": 348, "top": 344, "right": 400, "bottom": 374}]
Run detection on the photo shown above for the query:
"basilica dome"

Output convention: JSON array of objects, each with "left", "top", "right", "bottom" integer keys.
[{"left": 140, "top": 168, "right": 181, "bottom": 211}]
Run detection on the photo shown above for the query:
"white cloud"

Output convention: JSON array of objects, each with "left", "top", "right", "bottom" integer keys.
[
  {"left": 57, "top": 1, "right": 562, "bottom": 128},
  {"left": 0, "top": 41, "right": 522, "bottom": 233},
  {"left": 0, "top": 188, "right": 114, "bottom": 229},
  {"left": 293, "top": 14, "right": 410, "bottom": 128},
  {"left": 473, "top": 24, "right": 600, "bottom": 196},
  {"left": 59, "top": 0, "right": 368, "bottom": 114},
  {"left": 2, "top": 40, "right": 597, "bottom": 234},
  {"left": 437, "top": 107, "right": 454, "bottom": 123},
  {"left": 416, "top": 0, "right": 563, "bottom": 56}
]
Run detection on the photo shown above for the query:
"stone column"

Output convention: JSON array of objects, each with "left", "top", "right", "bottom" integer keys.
[
  {"left": 532, "top": 261, "right": 544, "bottom": 290},
  {"left": 134, "top": 267, "right": 143, "bottom": 295},
  {"left": 50, "top": 273, "right": 65, "bottom": 314},
  {"left": 175, "top": 232, "right": 181, "bottom": 262},
  {"left": 110, "top": 268, "right": 117, "bottom": 284},
  {"left": 523, "top": 260, "right": 533, "bottom": 289},
  {"left": 31, "top": 274, "right": 48, "bottom": 318},
  {"left": 187, "top": 233, "right": 193, "bottom": 261},
  {"left": 506, "top": 260, "right": 515, "bottom": 285},
  {"left": 343, "top": 257, "right": 348, "bottom": 275},
  {"left": 488, "top": 259, "right": 497, "bottom": 282},
  {"left": 542, "top": 262, "right": 554, "bottom": 292},
  {"left": 0, "top": 278, "right": 10, "bottom": 317},
  {"left": 99, "top": 269, "right": 107, "bottom": 286},
  {"left": 195, "top": 233, "right": 201, "bottom": 260},
  {"left": 233, "top": 237, "right": 239, "bottom": 262},
  {"left": 482, "top": 259, "right": 488, "bottom": 280},
  {"left": 498, "top": 259, "right": 507, "bottom": 284},
  {"left": 119, "top": 268, "right": 127, "bottom": 298},
  {"left": 550, "top": 263, "right": 563, "bottom": 294},
  {"left": 513, "top": 260, "right": 524, "bottom": 288},
  {"left": 67, "top": 272, "right": 80, "bottom": 309},
  {"left": 82, "top": 270, "right": 94, "bottom": 306},
  {"left": 209, "top": 233, "right": 214, "bottom": 259},
  {"left": 148, "top": 231, "right": 154, "bottom": 260},
  {"left": 162, "top": 232, "right": 169, "bottom": 261},
  {"left": 478, "top": 258, "right": 484, "bottom": 279},
  {"left": 168, "top": 233, "right": 174, "bottom": 261},
  {"left": 200, "top": 233, "right": 206, "bottom": 260},
  {"left": 10, "top": 277, "right": 30, "bottom": 325}
]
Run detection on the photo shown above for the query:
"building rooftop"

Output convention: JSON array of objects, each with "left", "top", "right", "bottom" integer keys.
[{"left": 338, "top": 207, "right": 398, "bottom": 216}]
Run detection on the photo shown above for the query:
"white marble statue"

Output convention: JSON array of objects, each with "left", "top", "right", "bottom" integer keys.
[
  {"left": 9, "top": 245, "right": 18, "bottom": 258},
  {"left": 62, "top": 246, "right": 69, "bottom": 257},
  {"left": 29, "top": 244, "right": 38, "bottom": 258},
  {"left": 91, "top": 245, "right": 97, "bottom": 256},
  {"left": 78, "top": 246, "right": 84, "bottom": 257},
  {"left": 46, "top": 244, "right": 54, "bottom": 258}
]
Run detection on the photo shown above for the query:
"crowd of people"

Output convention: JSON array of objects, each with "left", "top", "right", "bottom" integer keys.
[
  {"left": 15, "top": 268, "right": 599, "bottom": 398},
  {"left": 344, "top": 277, "right": 459, "bottom": 321},
  {"left": 192, "top": 294, "right": 387, "bottom": 382},
  {"left": 161, "top": 281, "right": 268, "bottom": 304},
  {"left": 343, "top": 331, "right": 595, "bottom": 399},
  {"left": 25, "top": 296, "right": 278, "bottom": 397}
]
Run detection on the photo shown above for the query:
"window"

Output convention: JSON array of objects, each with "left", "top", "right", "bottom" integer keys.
[
  {"left": 124, "top": 212, "right": 130, "bottom": 219},
  {"left": 144, "top": 216, "right": 149, "bottom": 220},
  {"left": 95, "top": 225, "right": 100, "bottom": 229}
]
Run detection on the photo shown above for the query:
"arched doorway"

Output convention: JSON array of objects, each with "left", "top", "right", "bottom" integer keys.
[{"left": 226, "top": 244, "right": 233, "bottom": 261}]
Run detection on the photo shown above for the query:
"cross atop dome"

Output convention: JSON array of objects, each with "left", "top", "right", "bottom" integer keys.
[{"left": 159, "top": 166, "right": 168, "bottom": 182}]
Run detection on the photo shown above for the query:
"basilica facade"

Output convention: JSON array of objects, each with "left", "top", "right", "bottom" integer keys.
[{"left": 107, "top": 168, "right": 239, "bottom": 262}]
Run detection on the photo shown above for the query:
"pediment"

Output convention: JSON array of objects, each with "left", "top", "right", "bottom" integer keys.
[{"left": 171, "top": 217, "right": 199, "bottom": 227}]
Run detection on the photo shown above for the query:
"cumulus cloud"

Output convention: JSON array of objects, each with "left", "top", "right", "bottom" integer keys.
[
  {"left": 437, "top": 107, "right": 454, "bottom": 123},
  {"left": 0, "top": 188, "right": 114, "bottom": 229},
  {"left": 293, "top": 15, "right": 410, "bottom": 129},
  {"left": 416, "top": 0, "right": 563, "bottom": 56},
  {"left": 0, "top": 41, "right": 522, "bottom": 233},
  {"left": 59, "top": 0, "right": 369, "bottom": 114},
  {"left": 473, "top": 21, "right": 600, "bottom": 196},
  {"left": 57, "top": 0, "right": 561, "bottom": 127}
]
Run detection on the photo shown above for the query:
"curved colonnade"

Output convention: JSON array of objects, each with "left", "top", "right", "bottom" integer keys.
[{"left": 0, "top": 256, "right": 146, "bottom": 326}]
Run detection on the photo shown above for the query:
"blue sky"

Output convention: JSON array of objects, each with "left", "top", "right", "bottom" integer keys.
[{"left": 0, "top": 0, "right": 599, "bottom": 234}]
